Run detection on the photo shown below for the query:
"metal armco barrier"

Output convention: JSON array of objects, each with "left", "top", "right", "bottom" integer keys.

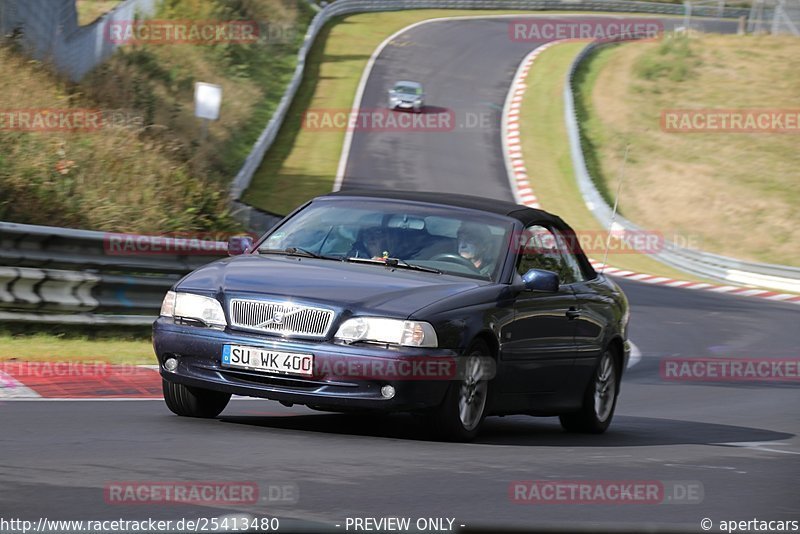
[
  {"left": 563, "top": 40, "right": 800, "bottom": 293},
  {"left": 0, "top": 222, "right": 228, "bottom": 324}
]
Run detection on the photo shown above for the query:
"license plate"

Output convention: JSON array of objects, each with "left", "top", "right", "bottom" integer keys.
[{"left": 222, "top": 345, "right": 314, "bottom": 377}]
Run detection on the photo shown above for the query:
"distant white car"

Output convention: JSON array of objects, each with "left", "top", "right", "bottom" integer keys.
[{"left": 388, "top": 81, "right": 424, "bottom": 113}]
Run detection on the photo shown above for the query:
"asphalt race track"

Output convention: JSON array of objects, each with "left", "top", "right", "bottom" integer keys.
[{"left": 2, "top": 15, "right": 798, "bottom": 533}]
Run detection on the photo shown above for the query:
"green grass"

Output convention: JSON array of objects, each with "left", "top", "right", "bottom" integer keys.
[
  {"left": 573, "top": 34, "right": 800, "bottom": 266},
  {"left": 75, "top": 0, "right": 124, "bottom": 26},
  {"left": 0, "top": 335, "right": 156, "bottom": 365},
  {"left": 518, "top": 41, "right": 718, "bottom": 282}
]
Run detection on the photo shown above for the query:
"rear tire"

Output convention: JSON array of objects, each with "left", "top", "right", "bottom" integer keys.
[
  {"left": 559, "top": 349, "right": 619, "bottom": 434},
  {"left": 162, "top": 379, "right": 231, "bottom": 418},
  {"left": 425, "top": 340, "right": 491, "bottom": 442}
]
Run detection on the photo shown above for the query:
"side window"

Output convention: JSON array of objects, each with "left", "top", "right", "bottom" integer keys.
[
  {"left": 553, "top": 228, "right": 586, "bottom": 284},
  {"left": 517, "top": 225, "right": 579, "bottom": 285}
]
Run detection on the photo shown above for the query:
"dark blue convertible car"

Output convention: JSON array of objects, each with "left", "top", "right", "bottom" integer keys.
[{"left": 153, "top": 191, "right": 630, "bottom": 441}]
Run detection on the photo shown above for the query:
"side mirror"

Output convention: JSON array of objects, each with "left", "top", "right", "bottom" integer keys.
[
  {"left": 227, "top": 236, "right": 254, "bottom": 256},
  {"left": 522, "top": 269, "right": 559, "bottom": 292}
]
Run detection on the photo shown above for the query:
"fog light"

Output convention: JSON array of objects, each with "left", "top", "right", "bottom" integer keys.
[
  {"left": 164, "top": 357, "right": 178, "bottom": 372},
  {"left": 380, "top": 385, "right": 395, "bottom": 399}
]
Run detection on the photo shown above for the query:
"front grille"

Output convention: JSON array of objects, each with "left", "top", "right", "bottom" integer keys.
[{"left": 229, "top": 299, "right": 335, "bottom": 338}]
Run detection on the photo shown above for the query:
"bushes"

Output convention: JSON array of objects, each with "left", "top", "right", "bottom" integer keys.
[{"left": 0, "top": 0, "right": 312, "bottom": 233}]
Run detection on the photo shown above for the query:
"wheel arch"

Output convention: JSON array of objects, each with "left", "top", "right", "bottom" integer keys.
[
  {"left": 606, "top": 335, "right": 626, "bottom": 381},
  {"left": 469, "top": 329, "right": 499, "bottom": 360}
]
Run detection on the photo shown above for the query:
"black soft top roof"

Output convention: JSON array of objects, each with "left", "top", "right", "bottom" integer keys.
[{"left": 324, "top": 190, "right": 565, "bottom": 228}]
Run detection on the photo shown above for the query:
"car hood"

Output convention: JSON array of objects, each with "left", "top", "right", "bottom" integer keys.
[{"left": 176, "top": 254, "right": 485, "bottom": 318}]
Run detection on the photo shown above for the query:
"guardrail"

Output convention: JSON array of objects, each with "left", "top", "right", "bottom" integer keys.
[
  {"left": 563, "top": 39, "right": 800, "bottom": 293},
  {"left": 0, "top": 222, "right": 227, "bottom": 324}
]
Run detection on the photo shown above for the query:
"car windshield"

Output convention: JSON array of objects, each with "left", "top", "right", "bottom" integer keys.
[
  {"left": 258, "top": 198, "right": 513, "bottom": 281},
  {"left": 394, "top": 84, "right": 421, "bottom": 95}
]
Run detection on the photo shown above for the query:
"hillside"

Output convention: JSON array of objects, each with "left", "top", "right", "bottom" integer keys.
[{"left": 0, "top": 0, "right": 311, "bottom": 233}]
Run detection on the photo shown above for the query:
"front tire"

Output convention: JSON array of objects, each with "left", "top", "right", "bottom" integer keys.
[
  {"left": 559, "top": 349, "right": 619, "bottom": 433},
  {"left": 425, "top": 340, "right": 491, "bottom": 442},
  {"left": 163, "top": 379, "right": 231, "bottom": 418}
]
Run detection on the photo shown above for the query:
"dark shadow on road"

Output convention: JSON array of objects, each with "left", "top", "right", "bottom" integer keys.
[
  {"left": 477, "top": 415, "right": 794, "bottom": 447},
  {"left": 218, "top": 411, "right": 793, "bottom": 446}
]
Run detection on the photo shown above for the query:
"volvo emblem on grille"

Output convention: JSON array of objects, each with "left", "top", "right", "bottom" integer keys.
[{"left": 258, "top": 307, "right": 300, "bottom": 327}]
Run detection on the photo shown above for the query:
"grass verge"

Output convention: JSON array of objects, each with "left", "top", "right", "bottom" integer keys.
[
  {"left": 75, "top": 0, "right": 124, "bottom": 26},
  {"left": 0, "top": 335, "right": 156, "bottom": 365},
  {"left": 573, "top": 34, "right": 800, "bottom": 266},
  {"left": 519, "top": 41, "right": 719, "bottom": 282}
]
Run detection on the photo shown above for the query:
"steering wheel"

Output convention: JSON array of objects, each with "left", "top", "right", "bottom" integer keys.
[{"left": 429, "top": 252, "right": 480, "bottom": 271}]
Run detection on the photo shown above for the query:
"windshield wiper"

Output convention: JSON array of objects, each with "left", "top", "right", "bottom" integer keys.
[
  {"left": 346, "top": 256, "right": 441, "bottom": 274},
  {"left": 259, "top": 247, "right": 341, "bottom": 261}
]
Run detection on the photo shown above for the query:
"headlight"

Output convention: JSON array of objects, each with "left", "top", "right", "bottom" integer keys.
[
  {"left": 334, "top": 317, "right": 438, "bottom": 347},
  {"left": 160, "top": 291, "right": 226, "bottom": 329},
  {"left": 160, "top": 290, "right": 176, "bottom": 316}
]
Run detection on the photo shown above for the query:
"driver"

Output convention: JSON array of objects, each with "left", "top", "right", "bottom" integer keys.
[{"left": 457, "top": 222, "right": 494, "bottom": 276}]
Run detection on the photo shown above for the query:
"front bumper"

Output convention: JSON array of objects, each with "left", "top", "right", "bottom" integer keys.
[
  {"left": 390, "top": 100, "right": 422, "bottom": 111},
  {"left": 153, "top": 318, "right": 455, "bottom": 411}
]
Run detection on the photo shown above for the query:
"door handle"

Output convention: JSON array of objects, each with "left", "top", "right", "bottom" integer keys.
[{"left": 566, "top": 307, "right": 581, "bottom": 320}]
